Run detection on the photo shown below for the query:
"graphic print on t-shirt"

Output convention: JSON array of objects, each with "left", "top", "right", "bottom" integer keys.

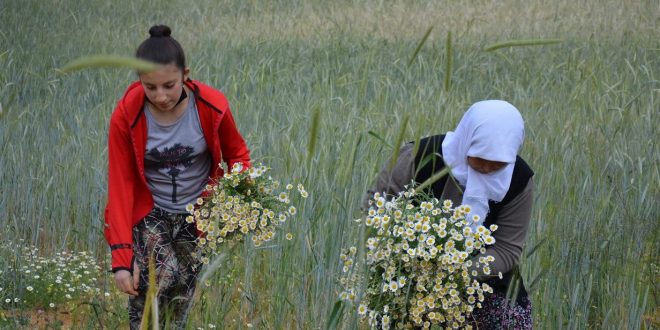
[{"left": 146, "top": 143, "right": 195, "bottom": 203}]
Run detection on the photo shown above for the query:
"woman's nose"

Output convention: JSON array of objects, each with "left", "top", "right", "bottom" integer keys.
[{"left": 153, "top": 90, "right": 167, "bottom": 102}]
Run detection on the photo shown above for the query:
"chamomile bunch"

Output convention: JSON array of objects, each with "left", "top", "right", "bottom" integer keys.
[
  {"left": 186, "top": 162, "right": 308, "bottom": 264},
  {"left": 339, "top": 188, "right": 499, "bottom": 329}
]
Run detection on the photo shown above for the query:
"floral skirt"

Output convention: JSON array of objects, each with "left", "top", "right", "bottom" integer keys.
[{"left": 468, "top": 290, "right": 533, "bottom": 330}]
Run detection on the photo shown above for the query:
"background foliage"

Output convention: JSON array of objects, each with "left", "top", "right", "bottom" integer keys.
[{"left": 1, "top": 0, "right": 658, "bottom": 328}]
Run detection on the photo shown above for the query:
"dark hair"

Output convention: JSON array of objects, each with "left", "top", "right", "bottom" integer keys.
[{"left": 136, "top": 25, "right": 186, "bottom": 70}]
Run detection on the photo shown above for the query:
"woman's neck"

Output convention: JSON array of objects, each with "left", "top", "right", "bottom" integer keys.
[{"left": 146, "top": 86, "right": 191, "bottom": 126}]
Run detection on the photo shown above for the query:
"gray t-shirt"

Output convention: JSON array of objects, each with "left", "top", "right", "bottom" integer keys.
[{"left": 144, "top": 95, "right": 211, "bottom": 213}]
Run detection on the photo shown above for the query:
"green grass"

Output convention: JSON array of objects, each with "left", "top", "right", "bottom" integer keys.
[{"left": 1, "top": 0, "right": 658, "bottom": 329}]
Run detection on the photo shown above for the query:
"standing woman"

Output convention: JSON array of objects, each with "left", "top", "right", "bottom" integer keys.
[
  {"left": 104, "top": 25, "right": 251, "bottom": 329},
  {"left": 365, "top": 100, "right": 534, "bottom": 329}
]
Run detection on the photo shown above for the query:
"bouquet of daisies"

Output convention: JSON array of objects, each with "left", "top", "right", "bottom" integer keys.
[
  {"left": 339, "top": 188, "right": 499, "bottom": 329},
  {"left": 186, "top": 163, "right": 308, "bottom": 264}
]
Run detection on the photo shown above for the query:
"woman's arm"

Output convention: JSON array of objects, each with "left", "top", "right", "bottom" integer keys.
[
  {"left": 218, "top": 107, "right": 251, "bottom": 169},
  {"left": 470, "top": 178, "right": 535, "bottom": 278},
  {"left": 105, "top": 109, "right": 138, "bottom": 273},
  {"left": 362, "top": 143, "right": 416, "bottom": 209}
]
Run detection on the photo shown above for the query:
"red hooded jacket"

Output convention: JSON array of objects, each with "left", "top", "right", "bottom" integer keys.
[{"left": 104, "top": 79, "right": 251, "bottom": 272}]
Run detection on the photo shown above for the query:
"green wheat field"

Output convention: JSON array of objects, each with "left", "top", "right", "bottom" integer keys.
[{"left": 1, "top": 0, "right": 658, "bottom": 329}]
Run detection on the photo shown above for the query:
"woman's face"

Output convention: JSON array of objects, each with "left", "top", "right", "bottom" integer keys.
[
  {"left": 467, "top": 156, "right": 508, "bottom": 174},
  {"left": 139, "top": 64, "right": 189, "bottom": 113}
]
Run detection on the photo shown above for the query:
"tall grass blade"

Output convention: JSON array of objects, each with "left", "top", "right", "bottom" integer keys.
[
  {"left": 325, "top": 300, "right": 344, "bottom": 330},
  {"left": 526, "top": 270, "right": 545, "bottom": 293},
  {"left": 367, "top": 131, "right": 393, "bottom": 149},
  {"left": 341, "top": 134, "right": 362, "bottom": 185},
  {"left": 408, "top": 26, "right": 433, "bottom": 67},
  {"left": 307, "top": 105, "right": 321, "bottom": 167},
  {"left": 58, "top": 55, "right": 158, "bottom": 73},
  {"left": 141, "top": 253, "right": 159, "bottom": 330},
  {"left": 197, "top": 251, "right": 230, "bottom": 290},
  {"left": 483, "top": 39, "right": 562, "bottom": 52},
  {"left": 505, "top": 265, "right": 521, "bottom": 308},
  {"left": 444, "top": 31, "right": 453, "bottom": 92},
  {"left": 388, "top": 115, "right": 409, "bottom": 172},
  {"left": 416, "top": 167, "right": 449, "bottom": 192},
  {"left": 525, "top": 236, "right": 548, "bottom": 259}
]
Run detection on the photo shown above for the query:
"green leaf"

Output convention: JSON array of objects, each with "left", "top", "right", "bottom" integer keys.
[
  {"left": 326, "top": 300, "right": 344, "bottom": 330},
  {"left": 444, "top": 30, "right": 453, "bottom": 91},
  {"left": 408, "top": 26, "right": 433, "bottom": 67},
  {"left": 526, "top": 270, "right": 545, "bottom": 293},
  {"left": 58, "top": 55, "right": 158, "bottom": 73},
  {"left": 483, "top": 39, "right": 562, "bottom": 52},
  {"left": 367, "top": 131, "right": 393, "bottom": 149},
  {"left": 416, "top": 166, "right": 450, "bottom": 192},
  {"left": 388, "top": 115, "right": 409, "bottom": 172},
  {"left": 307, "top": 105, "right": 321, "bottom": 167},
  {"left": 525, "top": 236, "right": 548, "bottom": 259}
]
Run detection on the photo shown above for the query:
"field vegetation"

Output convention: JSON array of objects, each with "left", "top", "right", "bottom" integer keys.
[{"left": 1, "top": 0, "right": 658, "bottom": 328}]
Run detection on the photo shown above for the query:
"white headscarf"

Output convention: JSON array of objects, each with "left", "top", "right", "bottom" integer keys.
[{"left": 441, "top": 100, "right": 525, "bottom": 230}]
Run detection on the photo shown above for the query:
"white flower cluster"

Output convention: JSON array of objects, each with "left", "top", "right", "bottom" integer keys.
[
  {"left": 339, "top": 189, "right": 498, "bottom": 329},
  {"left": 0, "top": 242, "right": 102, "bottom": 310},
  {"left": 187, "top": 163, "right": 308, "bottom": 263}
]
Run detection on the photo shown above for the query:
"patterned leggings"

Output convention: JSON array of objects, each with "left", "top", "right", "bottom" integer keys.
[
  {"left": 129, "top": 207, "right": 200, "bottom": 330},
  {"left": 469, "top": 290, "right": 533, "bottom": 329}
]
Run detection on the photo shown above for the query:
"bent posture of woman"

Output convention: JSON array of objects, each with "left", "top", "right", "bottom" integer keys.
[
  {"left": 104, "top": 25, "right": 251, "bottom": 329},
  {"left": 366, "top": 100, "right": 535, "bottom": 329}
]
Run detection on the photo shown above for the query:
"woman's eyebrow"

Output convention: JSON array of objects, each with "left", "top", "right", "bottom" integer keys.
[{"left": 143, "top": 80, "right": 177, "bottom": 87}]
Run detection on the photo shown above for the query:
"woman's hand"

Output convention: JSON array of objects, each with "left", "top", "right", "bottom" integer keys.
[
  {"left": 114, "top": 260, "right": 140, "bottom": 296},
  {"left": 243, "top": 177, "right": 255, "bottom": 186}
]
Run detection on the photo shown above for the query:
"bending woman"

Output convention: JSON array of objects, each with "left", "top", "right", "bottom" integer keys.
[{"left": 365, "top": 100, "right": 535, "bottom": 329}]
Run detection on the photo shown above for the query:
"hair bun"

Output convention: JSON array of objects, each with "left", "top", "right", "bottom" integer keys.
[{"left": 148, "top": 25, "right": 172, "bottom": 38}]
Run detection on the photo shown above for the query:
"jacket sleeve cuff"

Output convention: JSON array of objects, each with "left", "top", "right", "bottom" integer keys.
[
  {"left": 111, "top": 266, "right": 133, "bottom": 274},
  {"left": 110, "top": 245, "right": 134, "bottom": 272}
]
